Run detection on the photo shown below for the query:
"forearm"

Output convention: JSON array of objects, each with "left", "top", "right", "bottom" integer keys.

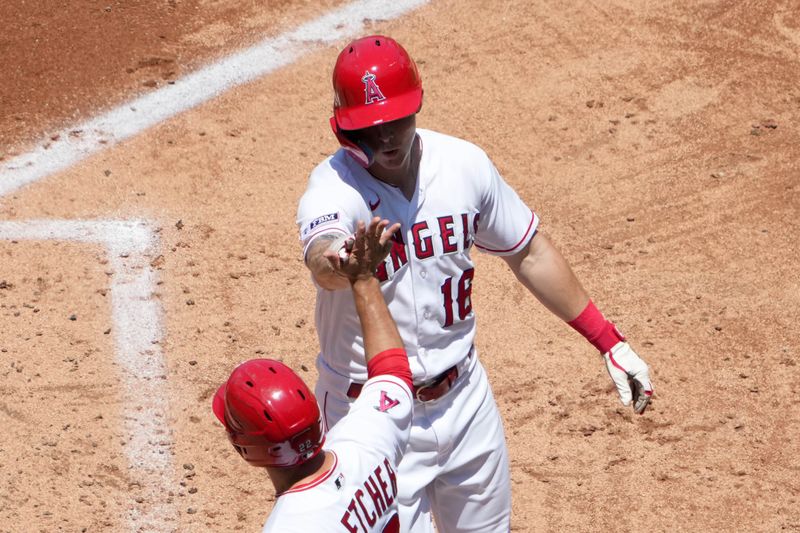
[
  {"left": 504, "top": 232, "right": 589, "bottom": 322},
  {"left": 505, "top": 232, "right": 625, "bottom": 354},
  {"left": 305, "top": 235, "right": 350, "bottom": 291},
  {"left": 351, "top": 277, "right": 404, "bottom": 364}
]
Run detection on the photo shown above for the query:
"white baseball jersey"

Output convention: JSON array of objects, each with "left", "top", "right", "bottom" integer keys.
[
  {"left": 262, "top": 374, "right": 412, "bottom": 533},
  {"left": 297, "top": 129, "right": 538, "bottom": 382}
]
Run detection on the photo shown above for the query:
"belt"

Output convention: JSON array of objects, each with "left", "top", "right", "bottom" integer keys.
[{"left": 346, "top": 364, "right": 460, "bottom": 403}]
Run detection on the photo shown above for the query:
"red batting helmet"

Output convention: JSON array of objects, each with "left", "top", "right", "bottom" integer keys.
[
  {"left": 330, "top": 35, "right": 423, "bottom": 166},
  {"left": 212, "top": 359, "right": 325, "bottom": 468}
]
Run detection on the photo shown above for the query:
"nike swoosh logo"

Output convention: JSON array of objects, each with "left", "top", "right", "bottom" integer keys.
[{"left": 369, "top": 197, "right": 381, "bottom": 211}]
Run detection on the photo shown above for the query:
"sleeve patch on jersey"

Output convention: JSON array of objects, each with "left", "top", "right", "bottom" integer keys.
[
  {"left": 302, "top": 212, "right": 339, "bottom": 238},
  {"left": 376, "top": 390, "right": 400, "bottom": 412}
]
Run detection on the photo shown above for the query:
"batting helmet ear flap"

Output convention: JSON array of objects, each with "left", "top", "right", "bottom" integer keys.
[
  {"left": 329, "top": 116, "right": 374, "bottom": 168},
  {"left": 212, "top": 384, "right": 228, "bottom": 428}
]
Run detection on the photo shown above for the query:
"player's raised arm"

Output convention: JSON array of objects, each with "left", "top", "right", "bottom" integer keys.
[
  {"left": 326, "top": 217, "right": 412, "bottom": 385},
  {"left": 350, "top": 275, "right": 403, "bottom": 364}
]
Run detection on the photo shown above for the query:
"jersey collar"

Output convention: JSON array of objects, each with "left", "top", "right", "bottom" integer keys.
[{"left": 280, "top": 451, "right": 339, "bottom": 497}]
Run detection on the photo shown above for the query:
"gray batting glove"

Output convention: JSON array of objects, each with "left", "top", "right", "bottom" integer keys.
[{"left": 603, "top": 342, "right": 653, "bottom": 414}]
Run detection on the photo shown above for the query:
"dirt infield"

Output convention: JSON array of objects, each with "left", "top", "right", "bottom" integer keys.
[{"left": 1, "top": 0, "right": 799, "bottom": 532}]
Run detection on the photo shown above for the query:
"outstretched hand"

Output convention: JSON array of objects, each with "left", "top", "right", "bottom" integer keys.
[
  {"left": 603, "top": 342, "right": 653, "bottom": 414},
  {"left": 323, "top": 217, "right": 401, "bottom": 283}
]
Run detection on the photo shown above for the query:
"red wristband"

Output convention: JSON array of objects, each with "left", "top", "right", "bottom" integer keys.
[
  {"left": 567, "top": 300, "right": 625, "bottom": 354},
  {"left": 367, "top": 348, "right": 413, "bottom": 390}
]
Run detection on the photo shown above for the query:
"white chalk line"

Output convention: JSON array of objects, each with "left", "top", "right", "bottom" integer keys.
[
  {"left": 0, "top": 0, "right": 430, "bottom": 198},
  {"left": 0, "top": 220, "right": 169, "bottom": 530}
]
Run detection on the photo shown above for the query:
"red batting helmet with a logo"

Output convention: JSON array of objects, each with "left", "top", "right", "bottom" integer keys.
[
  {"left": 212, "top": 359, "right": 325, "bottom": 468},
  {"left": 330, "top": 35, "right": 423, "bottom": 166}
]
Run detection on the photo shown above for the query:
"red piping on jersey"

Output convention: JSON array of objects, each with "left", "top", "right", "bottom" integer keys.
[
  {"left": 323, "top": 392, "right": 330, "bottom": 433},
  {"left": 474, "top": 210, "right": 536, "bottom": 253},
  {"left": 281, "top": 451, "right": 339, "bottom": 496}
]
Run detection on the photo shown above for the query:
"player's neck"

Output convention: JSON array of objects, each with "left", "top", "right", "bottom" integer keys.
[{"left": 268, "top": 451, "right": 333, "bottom": 496}]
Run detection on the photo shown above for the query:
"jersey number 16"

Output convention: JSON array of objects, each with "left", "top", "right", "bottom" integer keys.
[{"left": 440, "top": 268, "right": 474, "bottom": 327}]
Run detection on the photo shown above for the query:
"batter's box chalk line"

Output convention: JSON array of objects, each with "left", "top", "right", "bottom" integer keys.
[{"left": 0, "top": 219, "right": 172, "bottom": 530}]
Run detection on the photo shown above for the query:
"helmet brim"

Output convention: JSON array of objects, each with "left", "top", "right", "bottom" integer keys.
[{"left": 335, "top": 88, "right": 422, "bottom": 131}]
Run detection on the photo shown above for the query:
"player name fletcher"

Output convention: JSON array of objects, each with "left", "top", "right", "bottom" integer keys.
[{"left": 340, "top": 457, "right": 398, "bottom": 532}]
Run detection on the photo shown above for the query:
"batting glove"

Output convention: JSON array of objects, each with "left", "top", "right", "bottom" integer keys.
[{"left": 603, "top": 341, "right": 653, "bottom": 414}]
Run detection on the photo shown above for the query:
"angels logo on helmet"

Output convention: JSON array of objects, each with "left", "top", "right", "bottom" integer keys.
[{"left": 362, "top": 71, "right": 386, "bottom": 104}]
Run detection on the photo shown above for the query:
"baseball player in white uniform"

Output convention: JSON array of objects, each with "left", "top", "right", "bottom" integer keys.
[
  {"left": 298, "top": 36, "right": 654, "bottom": 532},
  {"left": 214, "top": 219, "right": 417, "bottom": 532}
]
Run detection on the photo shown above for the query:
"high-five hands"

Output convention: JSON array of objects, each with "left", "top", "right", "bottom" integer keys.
[{"left": 323, "top": 217, "right": 401, "bottom": 282}]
